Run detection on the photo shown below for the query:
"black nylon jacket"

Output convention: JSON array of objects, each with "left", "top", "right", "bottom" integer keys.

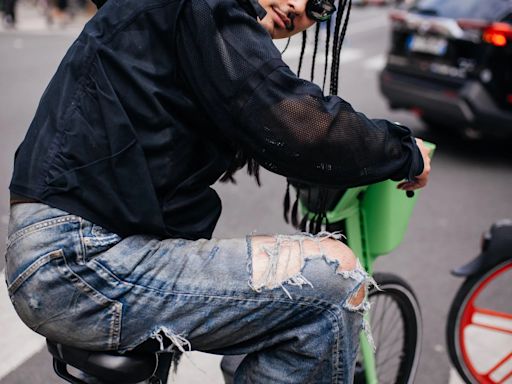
[{"left": 10, "top": 0, "right": 423, "bottom": 240}]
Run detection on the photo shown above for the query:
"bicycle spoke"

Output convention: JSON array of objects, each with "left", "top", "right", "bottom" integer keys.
[
  {"left": 480, "top": 352, "right": 512, "bottom": 384},
  {"left": 475, "top": 307, "right": 512, "bottom": 321},
  {"left": 373, "top": 295, "right": 390, "bottom": 347},
  {"left": 376, "top": 353, "right": 401, "bottom": 383},
  {"left": 380, "top": 304, "right": 402, "bottom": 338},
  {"left": 376, "top": 334, "right": 404, "bottom": 355},
  {"left": 468, "top": 322, "right": 512, "bottom": 335},
  {"left": 470, "top": 307, "right": 512, "bottom": 335}
]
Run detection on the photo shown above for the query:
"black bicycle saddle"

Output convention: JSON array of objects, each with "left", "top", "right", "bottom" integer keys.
[{"left": 47, "top": 340, "right": 158, "bottom": 384}]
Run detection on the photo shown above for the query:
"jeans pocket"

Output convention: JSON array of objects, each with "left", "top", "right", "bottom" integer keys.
[
  {"left": 82, "top": 224, "right": 122, "bottom": 263},
  {"left": 7, "top": 249, "right": 123, "bottom": 350}
]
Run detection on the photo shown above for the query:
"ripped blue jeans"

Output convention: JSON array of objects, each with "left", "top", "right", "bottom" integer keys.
[{"left": 4, "top": 203, "right": 372, "bottom": 384}]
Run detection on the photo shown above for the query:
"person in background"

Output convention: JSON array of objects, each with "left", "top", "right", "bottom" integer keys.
[{"left": 2, "top": 0, "right": 17, "bottom": 28}]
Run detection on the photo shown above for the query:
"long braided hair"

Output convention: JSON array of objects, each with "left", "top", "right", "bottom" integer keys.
[
  {"left": 221, "top": 0, "right": 353, "bottom": 185},
  {"left": 298, "top": 0, "right": 353, "bottom": 96}
]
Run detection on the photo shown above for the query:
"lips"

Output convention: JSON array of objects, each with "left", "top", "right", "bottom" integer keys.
[{"left": 272, "top": 7, "right": 291, "bottom": 29}]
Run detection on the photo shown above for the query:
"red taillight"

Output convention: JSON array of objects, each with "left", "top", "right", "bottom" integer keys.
[
  {"left": 482, "top": 23, "right": 512, "bottom": 47},
  {"left": 507, "top": 94, "right": 512, "bottom": 104}
]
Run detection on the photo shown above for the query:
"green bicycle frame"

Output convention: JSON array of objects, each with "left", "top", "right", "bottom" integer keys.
[{"left": 299, "top": 142, "right": 435, "bottom": 383}]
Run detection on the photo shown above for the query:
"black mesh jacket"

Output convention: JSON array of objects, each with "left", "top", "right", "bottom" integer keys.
[{"left": 9, "top": 0, "right": 423, "bottom": 240}]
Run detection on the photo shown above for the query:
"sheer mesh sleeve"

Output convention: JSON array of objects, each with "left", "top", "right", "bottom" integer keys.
[{"left": 175, "top": 0, "right": 423, "bottom": 188}]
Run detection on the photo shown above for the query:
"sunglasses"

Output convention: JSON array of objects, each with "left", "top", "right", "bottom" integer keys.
[{"left": 306, "top": 0, "right": 336, "bottom": 22}]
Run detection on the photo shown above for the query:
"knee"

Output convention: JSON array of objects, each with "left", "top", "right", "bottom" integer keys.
[
  {"left": 307, "top": 239, "right": 366, "bottom": 307},
  {"left": 250, "top": 235, "right": 365, "bottom": 306},
  {"left": 311, "top": 238, "right": 358, "bottom": 273}
]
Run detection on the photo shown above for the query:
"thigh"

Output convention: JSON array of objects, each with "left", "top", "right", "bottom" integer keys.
[{"left": 87, "top": 233, "right": 367, "bottom": 354}]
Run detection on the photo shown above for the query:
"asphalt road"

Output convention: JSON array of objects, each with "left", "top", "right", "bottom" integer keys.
[{"left": 1, "top": 4, "right": 511, "bottom": 384}]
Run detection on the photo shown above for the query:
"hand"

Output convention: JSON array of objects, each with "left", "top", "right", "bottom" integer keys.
[{"left": 397, "top": 138, "right": 431, "bottom": 191}]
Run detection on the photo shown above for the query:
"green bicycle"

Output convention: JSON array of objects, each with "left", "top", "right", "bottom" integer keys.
[{"left": 291, "top": 141, "right": 436, "bottom": 384}]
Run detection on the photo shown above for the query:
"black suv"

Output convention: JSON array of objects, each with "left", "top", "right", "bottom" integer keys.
[{"left": 379, "top": 0, "right": 512, "bottom": 138}]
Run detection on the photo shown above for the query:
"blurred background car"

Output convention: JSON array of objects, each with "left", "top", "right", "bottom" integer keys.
[
  {"left": 352, "top": 0, "right": 414, "bottom": 7},
  {"left": 379, "top": 0, "right": 512, "bottom": 139},
  {"left": 352, "top": 0, "right": 368, "bottom": 7}
]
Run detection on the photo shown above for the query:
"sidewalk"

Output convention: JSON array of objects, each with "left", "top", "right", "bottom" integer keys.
[{"left": 0, "top": 1, "right": 91, "bottom": 35}]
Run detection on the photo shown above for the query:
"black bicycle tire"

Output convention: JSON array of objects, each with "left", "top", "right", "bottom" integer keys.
[
  {"left": 446, "top": 258, "right": 512, "bottom": 384},
  {"left": 355, "top": 272, "right": 422, "bottom": 384}
]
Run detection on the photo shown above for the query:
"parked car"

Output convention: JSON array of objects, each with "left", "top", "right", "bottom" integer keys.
[
  {"left": 353, "top": 0, "right": 412, "bottom": 7},
  {"left": 379, "top": 0, "right": 512, "bottom": 138},
  {"left": 352, "top": 0, "right": 368, "bottom": 6}
]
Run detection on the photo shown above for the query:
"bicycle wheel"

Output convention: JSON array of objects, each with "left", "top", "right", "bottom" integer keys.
[
  {"left": 446, "top": 258, "right": 512, "bottom": 384},
  {"left": 354, "top": 272, "right": 422, "bottom": 384}
]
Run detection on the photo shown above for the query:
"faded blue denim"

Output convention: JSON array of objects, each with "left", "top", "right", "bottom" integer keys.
[{"left": 5, "top": 203, "right": 370, "bottom": 383}]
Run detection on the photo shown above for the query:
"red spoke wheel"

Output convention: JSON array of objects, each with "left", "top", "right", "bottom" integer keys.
[{"left": 447, "top": 259, "right": 512, "bottom": 384}]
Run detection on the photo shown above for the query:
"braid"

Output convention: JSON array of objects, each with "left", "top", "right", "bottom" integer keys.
[
  {"left": 330, "top": 0, "right": 352, "bottom": 95},
  {"left": 332, "top": 0, "right": 352, "bottom": 95},
  {"left": 329, "top": 0, "right": 347, "bottom": 95},
  {"left": 322, "top": 16, "right": 332, "bottom": 93},
  {"left": 297, "top": 30, "right": 307, "bottom": 77},
  {"left": 310, "top": 23, "right": 321, "bottom": 82}
]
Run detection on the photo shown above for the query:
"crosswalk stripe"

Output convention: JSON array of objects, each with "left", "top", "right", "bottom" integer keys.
[{"left": 0, "top": 270, "right": 45, "bottom": 381}]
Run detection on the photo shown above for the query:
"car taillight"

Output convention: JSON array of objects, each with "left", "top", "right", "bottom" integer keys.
[
  {"left": 507, "top": 94, "right": 512, "bottom": 105},
  {"left": 482, "top": 23, "right": 512, "bottom": 47}
]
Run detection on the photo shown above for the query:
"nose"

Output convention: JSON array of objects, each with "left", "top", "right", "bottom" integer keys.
[{"left": 288, "top": 0, "right": 308, "bottom": 16}]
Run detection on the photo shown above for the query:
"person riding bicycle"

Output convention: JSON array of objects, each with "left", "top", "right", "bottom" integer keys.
[{"left": 5, "top": 0, "right": 431, "bottom": 382}]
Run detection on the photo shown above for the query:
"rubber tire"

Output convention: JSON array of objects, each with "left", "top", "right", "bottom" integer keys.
[
  {"left": 354, "top": 272, "right": 422, "bottom": 384},
  {"left": 446, "top": 259, "right": 512, "bottom": 384}
]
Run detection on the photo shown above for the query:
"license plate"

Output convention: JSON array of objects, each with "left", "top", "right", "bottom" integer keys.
[{"left": 407, "top": 35, "right": 448, "bottom": 56}]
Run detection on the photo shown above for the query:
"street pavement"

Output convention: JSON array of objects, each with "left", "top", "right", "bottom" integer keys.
[{"left": 1, "top": 2, "right": 511, "bottom": 383}]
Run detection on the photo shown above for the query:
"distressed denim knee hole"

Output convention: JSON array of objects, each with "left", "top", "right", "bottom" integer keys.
[
  {"left": 347, "top": 283, "right": 366, "bottom": 309},
  {"left": 248, "top": 232, "right": 369, "bottom": 301}
]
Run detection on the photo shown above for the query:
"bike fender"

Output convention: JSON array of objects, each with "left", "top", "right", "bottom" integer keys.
[{"left": 452, "top": 219, "right": 512, "bottom": 278}]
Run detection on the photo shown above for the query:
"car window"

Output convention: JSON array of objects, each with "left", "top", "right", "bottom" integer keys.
[{"left": 412, "top": 0, "right": 512, "bottom": 21}]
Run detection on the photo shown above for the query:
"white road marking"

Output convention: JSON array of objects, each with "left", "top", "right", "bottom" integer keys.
[{"left": 0, "top": 270, "right": 45, "bottom": 381}]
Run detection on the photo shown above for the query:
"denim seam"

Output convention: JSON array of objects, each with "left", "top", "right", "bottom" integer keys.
[
  {"left": 7, "top": 249, "right": 64, "bottom": 294},
  {"left": 328, "top": 309, "right": 343, "bottom": 384},
  {"left": 60, "top": 252, "right": 123, "bottom": 349},
  {"left": 6, "top": 215, "right": 79, "bottom": 249},
  {"left": 110, "top": 302, "right": 123, "bottom": 350},
  {"left": 245, "top": 235, "right": 253, "bottom": 287},
  {"left": 335, "top": 310, "right": 345, "bottom": 383}
]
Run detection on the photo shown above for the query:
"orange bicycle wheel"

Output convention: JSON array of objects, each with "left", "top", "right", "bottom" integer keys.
[{"left": 447, "top": 259, "right": 512, "bottom": 384}]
